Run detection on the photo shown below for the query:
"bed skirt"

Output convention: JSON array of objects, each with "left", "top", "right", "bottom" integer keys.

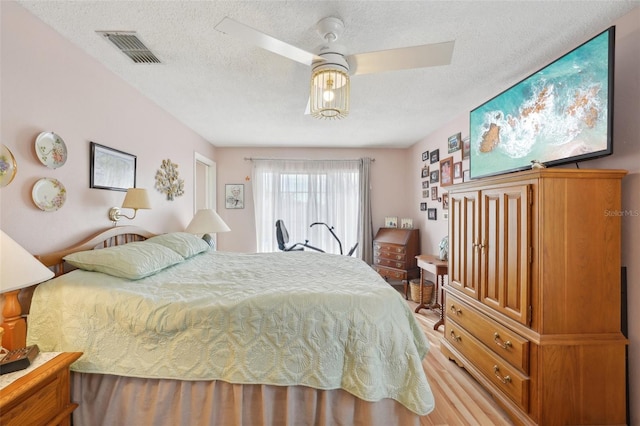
[{"left": 71, "top": 373, "right": 422, "bottom": 426}]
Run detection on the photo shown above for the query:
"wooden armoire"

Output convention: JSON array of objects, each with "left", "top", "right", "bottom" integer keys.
[{"left": 441, "top": 168, "right": 628, "bottom": 425}]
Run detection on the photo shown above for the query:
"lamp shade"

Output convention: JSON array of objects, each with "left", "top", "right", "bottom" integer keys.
[
  {"left": 186, "top": 209, "right": 231, "bottom": 234},
  {"left": 122, "top": 188, "right": 151, "bottom": 209},
  {"left": 310, "top": 67, "right": 350, "bottom": 119},
  {"left": 0, "top": 230, "right": 54, "bottom": 293}
]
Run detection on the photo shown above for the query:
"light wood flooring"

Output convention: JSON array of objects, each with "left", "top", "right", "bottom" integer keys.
[{"left": 406, "top": 299, "right": 514, "bottom": 426}]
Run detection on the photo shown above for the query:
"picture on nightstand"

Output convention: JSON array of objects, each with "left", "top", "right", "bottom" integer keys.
[
  {"left": 400, "top": 218, "right": 413, "bottom": 229},
  {"left": 384, "top": 216, "right": 398, "bottom": 228}
]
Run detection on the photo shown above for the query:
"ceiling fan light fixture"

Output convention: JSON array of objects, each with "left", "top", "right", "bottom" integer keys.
[{"left": 310, "top": 68, "right": 349, "bottom": 119}]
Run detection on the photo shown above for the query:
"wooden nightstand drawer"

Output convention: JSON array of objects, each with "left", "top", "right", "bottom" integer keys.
[
  {"left": 0, "top": 352, "right": 82, "bottom": 426},
  {"left": 445, "top": 321, "right": 529, "bottom": 411},
  {"left": 446, "top": 293, "right": 529, "bottom": 373}
]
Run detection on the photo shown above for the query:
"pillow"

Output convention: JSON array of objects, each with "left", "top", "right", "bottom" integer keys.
[
  {"left": 146, "top": 232, "right": 210, "bottom": 258},
  {"left": 64, "top": 241, "right": 184, "bottom": 280}
]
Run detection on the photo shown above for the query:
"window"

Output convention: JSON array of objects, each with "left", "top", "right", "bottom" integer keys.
[{"left": 252, "top": 159, "right": 361, "bottom": 255}]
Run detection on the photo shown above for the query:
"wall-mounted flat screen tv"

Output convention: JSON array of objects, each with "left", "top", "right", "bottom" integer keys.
[{"left": 469, "top": 26, "right": 614, "bottom": 179}]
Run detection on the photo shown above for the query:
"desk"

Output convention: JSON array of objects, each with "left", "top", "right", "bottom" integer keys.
[{"left": 415, "top": 254, "right": 448, "bottom": 330}]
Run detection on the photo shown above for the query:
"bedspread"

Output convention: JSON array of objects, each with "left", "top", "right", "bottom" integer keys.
[{"left": 27, "top": 251, "right": 434, "bottom": 415}]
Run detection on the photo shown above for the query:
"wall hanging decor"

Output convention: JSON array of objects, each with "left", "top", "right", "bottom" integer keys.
[
  {"left": 448, "top": 132, "right": 462, "bottom": 153},
  {"left": 155, "top": 159, "right": 185, "bottom": 201},
  {"left": 90, "top": 142, "right": 136, "bottom": 191},
  {"left": 35, "top": 132, "right": 67, "bottom": 168},
  {"left": 225, "top": 184, "right": 244, "bottom": 209},
  {"left": 0, "top": 144, "right": 17, "bottom": 188},
  {"left": 32, "top": 177, "right": 66, "bottom": 211},
  {"left": 440, "top": 157, "right": 453, "bottom": 187}
]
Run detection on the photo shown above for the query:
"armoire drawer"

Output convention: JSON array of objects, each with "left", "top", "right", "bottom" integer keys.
[
  {"left": 445, "top": 320, "right": 529, "bottom": 412},
  {"left": 446, "top": 293, "right": 529, "bottom": 373}
]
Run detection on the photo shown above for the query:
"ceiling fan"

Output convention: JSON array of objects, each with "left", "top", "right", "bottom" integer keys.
[{"left": 214, "top": 16, "right": 455, "bottom": 119}]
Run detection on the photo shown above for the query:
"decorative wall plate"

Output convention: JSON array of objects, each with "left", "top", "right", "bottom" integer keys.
[
  {"left": 0, "top": 144, "right": 17, "bottom": 187},
  {"left": 35, "top": 132, "right": 67, "bottom": 168},
  {"left": 32, "top": 177, "right": 66, "bottom": 211}
]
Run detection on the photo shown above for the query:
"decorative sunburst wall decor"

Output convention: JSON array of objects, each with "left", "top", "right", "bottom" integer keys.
[{"left": 155, "top": 159, "right": 184, "bottom": 201}]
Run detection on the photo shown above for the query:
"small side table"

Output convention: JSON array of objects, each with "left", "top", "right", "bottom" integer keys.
[
  {"left": 415, "top": 254, "right": 448, "bottom": 330},
  {"left": 0, "top": 351, "right": 82, "bottom": 426}
]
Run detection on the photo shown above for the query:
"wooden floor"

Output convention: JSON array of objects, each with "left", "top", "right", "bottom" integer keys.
[{"left": 406, "top": 299, "right": 514, "bottom": 426}]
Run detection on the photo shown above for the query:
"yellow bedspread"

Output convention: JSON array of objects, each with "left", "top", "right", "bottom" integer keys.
[{"left": 27, "top": 250, "right": 434, "bottom": 415}]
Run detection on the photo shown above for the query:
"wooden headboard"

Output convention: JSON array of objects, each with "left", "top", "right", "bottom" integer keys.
[{"left": 20, "top": 226, "right": 156, "bottom": 315}]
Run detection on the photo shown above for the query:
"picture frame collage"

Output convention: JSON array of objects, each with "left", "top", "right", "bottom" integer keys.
[{"left": 420, "top": 132, "right": 471, "bottom": 220}]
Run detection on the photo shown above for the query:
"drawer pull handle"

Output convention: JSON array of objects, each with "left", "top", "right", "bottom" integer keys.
[
  {"left": 493, "top": 365, "right": 511, "bottom": 384},
  {"left": 493, "top": 332, "right": 512, "bottom": 349},
  {"left": 449, "top": 305, "right": 462, "bottom": 315},
  {"left": 449, "top": 330, "right": 462, "bottom": 342}
]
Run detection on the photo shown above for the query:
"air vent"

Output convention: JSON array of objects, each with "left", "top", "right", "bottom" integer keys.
[{"left": 97, "top": 31, "right": 160, "bottom": 64}]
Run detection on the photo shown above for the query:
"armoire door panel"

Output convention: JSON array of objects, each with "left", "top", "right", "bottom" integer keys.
[
  {"left": 448, "top": 190, "right": 480, "bottom": 299},
  {"left": 481, "top": 185, "right": 530, "bottom": 325}
]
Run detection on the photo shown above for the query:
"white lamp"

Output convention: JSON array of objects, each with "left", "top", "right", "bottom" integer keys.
[
  {"left": 109, "top": 188, "right": 151, "bottom": 223},
  {"left": 0, "top": 230, "right": 54, "bottom": 350},
  {"left": 185, "top": 209, "right": 230, "bottom": 249}
]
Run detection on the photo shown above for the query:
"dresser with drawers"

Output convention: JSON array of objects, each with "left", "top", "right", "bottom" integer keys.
[
  {"left": 372, "top": 228, "right": 420, "bottom": 287},
  {"left": 442, "top": 169, "right": 627, "bottom": 425}
]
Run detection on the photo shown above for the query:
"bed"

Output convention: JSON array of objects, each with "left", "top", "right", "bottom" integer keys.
[{"left": 25, "top": 226, "right": 434, "bottom": 425}]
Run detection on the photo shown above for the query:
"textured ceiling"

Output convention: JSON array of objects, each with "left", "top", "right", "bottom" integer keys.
[{"left": 17, "top": 1, "right": 640, "bottom": 148}]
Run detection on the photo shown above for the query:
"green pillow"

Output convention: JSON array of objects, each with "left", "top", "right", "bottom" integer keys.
[
  {"left": 146, "top": 232, "right": 210, "bottom": 258},
  {"left": 64, "top": 241, "right": 184, "bottom": 280}
]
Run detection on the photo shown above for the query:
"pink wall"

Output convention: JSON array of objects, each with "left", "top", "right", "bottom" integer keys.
[
  {"left": 410, "top": 8, "right": 640, "bottom": 423},
  {"left": 214, "top": 147, "right": 412, "bottom": 253},
  {"left": 0, "top": 1, "right": 216, "bottom": 255}
]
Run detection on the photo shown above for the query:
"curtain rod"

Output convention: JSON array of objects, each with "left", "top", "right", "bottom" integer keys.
[{"left": 244, "top": 157, "right": 375, "bottom": 162}]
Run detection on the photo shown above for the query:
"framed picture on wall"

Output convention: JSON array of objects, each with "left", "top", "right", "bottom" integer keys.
[
  {"left": 89, "top": 142, "right": 136, "bottom": 191},
  {"left": 427, "top": 208, "right": 437, "bottom": 220},
  {"left": 225, "top": 184, "right": 244, "bottom": 209},
  {"left": 420, "top": 202, "right": 427, "bottom": 211},
  {"left": 462, "top": 136, "right": 471, "bottom": 160},
  {"left": 454, "top": 162, "right": 462, "bottom": 179},
  {"left": 440, "top": 157, "right": 454, "bottom": 187},
  {"left": 431, "top": 186, "right": 438, "bottom": 200},
  {"left": 430, "top": 149, "right": 440, "bottom": 164},
  {"left": 421, "top": 166, "right": 429, "bottom": 178},
  {"left": 448, "top": 132, "right": 462, "bottom": 153},
  {"left": 421, "top": 151, "right": 429, "bottom": 162},
  {"left": 430, "top": 170, "right": 439, "bottom": 184}
]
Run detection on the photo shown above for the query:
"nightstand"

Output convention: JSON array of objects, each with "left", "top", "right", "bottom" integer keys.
[{"left": 0, "top": 352, "right": 82, "bottom": 426}]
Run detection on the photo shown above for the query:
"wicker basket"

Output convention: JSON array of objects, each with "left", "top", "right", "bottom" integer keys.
[{"left": 409, "top": 279, "right": 434, "bottom": 305}]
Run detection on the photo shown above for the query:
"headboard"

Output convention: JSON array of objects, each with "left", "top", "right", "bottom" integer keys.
[{"left": 20, "top": 226, "right": 156, "bottom": 315}]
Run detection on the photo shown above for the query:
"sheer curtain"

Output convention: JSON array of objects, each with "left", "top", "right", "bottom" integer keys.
[{"left": 252, "top": 159, "right": 371, "bottom": 259}]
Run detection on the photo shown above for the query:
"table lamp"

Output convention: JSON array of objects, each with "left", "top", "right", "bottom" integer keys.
[
  {"left": 185, "top": 209, "right": 230, "bottom": 249},
  {"left": 0, "top": 230, "right": 54, "bottom": 350}
]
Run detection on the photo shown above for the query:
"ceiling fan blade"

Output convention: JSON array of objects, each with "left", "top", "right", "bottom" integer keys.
[
  {"left": 347, "top": 41, "right": 455, "bottom": 76},
  {"left": 215, "top": 17, "right": 321, "bottom": 66}
]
